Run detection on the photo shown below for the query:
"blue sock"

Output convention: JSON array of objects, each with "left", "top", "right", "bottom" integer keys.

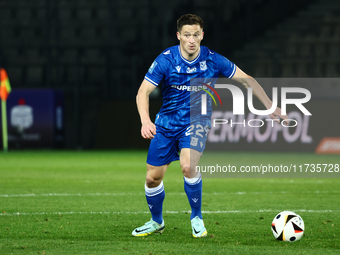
[
  {"left": 184, "top": 173, "right": 203, "bottom": 220},
  {"left": 145, "top": 181, "right": 165, "bottom": 224}
]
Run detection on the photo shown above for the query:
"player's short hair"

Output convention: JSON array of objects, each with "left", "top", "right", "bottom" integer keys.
[{"left": 177, "top": 14, "right": 203, "bottom": 32}]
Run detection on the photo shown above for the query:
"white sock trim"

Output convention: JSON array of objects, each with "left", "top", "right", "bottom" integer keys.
[
  {"left": 145, "top": 181, "right": 164, "bottom": 197},
  {"left": 184, "top": 172, "right": 202, "bottom": 185}
]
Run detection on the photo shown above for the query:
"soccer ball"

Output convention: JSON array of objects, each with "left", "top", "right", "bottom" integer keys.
[{"left": 271, "top": 211, "right": 304, "bottom": 242}]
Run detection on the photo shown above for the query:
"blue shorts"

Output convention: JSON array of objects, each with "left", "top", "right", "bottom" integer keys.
[{"left": 147, "top": 124, "right": 209, "bottom": 166}]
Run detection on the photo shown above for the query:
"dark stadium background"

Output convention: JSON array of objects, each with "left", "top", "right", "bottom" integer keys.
[{"left": 0, "top": 0, "right": 339, "bottom": 150}]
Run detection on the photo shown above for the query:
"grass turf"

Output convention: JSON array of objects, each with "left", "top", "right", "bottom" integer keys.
[{"left": 0, "top": 150, "right": 339, "bottom": 254}]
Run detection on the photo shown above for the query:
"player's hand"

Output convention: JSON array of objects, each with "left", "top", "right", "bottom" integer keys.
[
  {"left": 141, "top": 121, "right": 156, "bottom": 139},
  {"left": 269, "top": 107, "right": 289, "bottom": 125}
]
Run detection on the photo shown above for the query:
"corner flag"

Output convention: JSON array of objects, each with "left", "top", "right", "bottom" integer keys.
[
  {"left": 0, "top": 68, "right": 11, "bottom": 152},
  {"left": 0, "top": 68, "right": 11, "bottom": 100}
]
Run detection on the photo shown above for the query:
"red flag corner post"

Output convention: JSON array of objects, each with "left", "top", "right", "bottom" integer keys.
[{"left": 0, "top": 68, "right": 12, "bottom": 152}]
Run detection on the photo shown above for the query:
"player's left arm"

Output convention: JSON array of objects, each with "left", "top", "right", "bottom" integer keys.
[{"left": 231, "top": 66, "right": 288, "bottom": 124}]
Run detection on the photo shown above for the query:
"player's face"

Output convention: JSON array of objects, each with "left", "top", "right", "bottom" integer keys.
[{"left": 177, "top": 25, "right": 204, "bottom": 60}]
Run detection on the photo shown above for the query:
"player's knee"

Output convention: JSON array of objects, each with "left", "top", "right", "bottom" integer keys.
[
  {"left": 181, "top": 163, "right": 193, "bottom": 178},
  {"left": 145, "top": 175, "right": 162, "bottom": 188},
  {"left": 145, "top": 175, "right": 156, "bottom": 186}
]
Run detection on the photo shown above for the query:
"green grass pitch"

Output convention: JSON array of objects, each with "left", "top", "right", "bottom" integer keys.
[{"left": 0, "top": 150, "right": 339, "bottom": 254}]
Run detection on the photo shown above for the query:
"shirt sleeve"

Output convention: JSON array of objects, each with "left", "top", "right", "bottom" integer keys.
[
  {"left": 144, "top": 54, "right": 166, "bottom": 86},
  {"left": 215, "top": 53, "right": 236, "bottom": 78}
]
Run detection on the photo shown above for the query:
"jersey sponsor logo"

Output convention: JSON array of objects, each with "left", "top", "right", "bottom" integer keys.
[
  {"left": 171, "top": 84, "right": 206, "bottom": 91},
  {"left": 148, "top": 61, "right": 158, "bottom": 74},
  {"left": 200, "top": 61, "right": 207, "bottom": 71},
  {"left": 186, "top": 67, "right": 197, "bottom": 73},
  {"left": 176, "top": 66, "right": 181, "bottom": 73},
  {"left": 171, "top": 82, "right": 211, "bottom": 92},
  {"left": 163, "top": 50, "right": 171, "bottom": 55}
]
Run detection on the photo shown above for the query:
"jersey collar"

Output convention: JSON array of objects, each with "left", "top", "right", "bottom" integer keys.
[{"left": 178, "top": 45, "right": 201, "bottom": 65}]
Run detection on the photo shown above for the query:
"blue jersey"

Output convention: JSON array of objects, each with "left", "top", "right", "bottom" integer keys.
[{"left": 145, "top": 45, "right": 236, "bottom": 130}]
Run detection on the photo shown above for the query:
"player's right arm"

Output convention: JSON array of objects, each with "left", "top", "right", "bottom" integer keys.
[{"left": 136, "top": 79, "right": 157, "bottom": 139}]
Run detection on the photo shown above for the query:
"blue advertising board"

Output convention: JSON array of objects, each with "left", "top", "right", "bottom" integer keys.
[{"left": 0, "top": 89, "right": 64, "bottom": 149}]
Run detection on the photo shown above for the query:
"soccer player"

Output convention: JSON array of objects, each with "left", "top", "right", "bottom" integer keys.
[{"left": 133, "top": 14, "right": 288, "bottom": 238}]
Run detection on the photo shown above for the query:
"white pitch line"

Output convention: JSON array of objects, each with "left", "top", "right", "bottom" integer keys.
[
  {"left": 0, "top": 192, "right": 144, "bottom": 198},
  {"left": 1, "top": 190, "right": 340, "bottom": 198},
  {"left": 0, "top": 209, "right": 338, "bottom": 217},
  {"left": 0, "top": 192, "right": 304, "bottom": 198}
]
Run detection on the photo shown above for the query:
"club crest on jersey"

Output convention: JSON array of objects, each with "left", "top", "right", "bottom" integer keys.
[
  {"left": 176, "top": 66, "right": 181, "bottom": 73},
  {"left": 186, "top": 67, "right": 197, "bottom": 73},
  {"left": 200, "top": 61, "right": 207, "bottom": 71}
]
